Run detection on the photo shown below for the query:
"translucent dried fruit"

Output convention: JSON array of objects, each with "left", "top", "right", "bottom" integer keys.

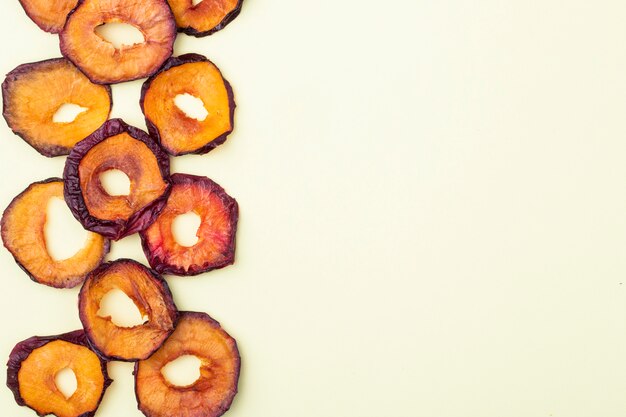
[
  {"left": 135, "top": 312, "right": 240, "bottom": 417},
  {"left": 1, "top": 178, "right": 110, "bottom": 288},
  {"left": 167, "top": 0, "right": 243, "bottom": 37},
  {"left": 63, "top": 119, "right": 171, "bottom": 240},
  {"left": 2, "top": 58, "right": 112, "bottom": 157},
  {"left": 7, "top": 330, "right": 112, "bottom": 417},
  {"left": 79, "top": 259, "right": 178, "bottom": 361},
  {"left": 59, "top": 0, "right": 176, "bottom": 84},
  {"left": 18, "top": 0, "right": 77, "bottom": 33},
  {"left": 141, "top": 54, "right": 235, "bottom": 156},
  {"left": 140, "top": 174, "right": 238, "bottom": 276}
]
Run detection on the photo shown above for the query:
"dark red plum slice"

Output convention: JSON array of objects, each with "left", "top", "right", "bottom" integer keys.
[
  {"left": 167, "top": 0, "right": 243, "bottom": 37},
  {"left": 141, "top": 54, "right": 235, "bottom": 156},
  {"left": 79, "top": 259, "right": 178, "bottom": 361},
  {"left": 59, "top": 0, "right": 176, "bottom": 84},
  {"left": 7, "top": 330, "right": 112, "bottom": 417},
  {"left": 1, "top": 178, "right": 110, "bottom": 288},
  {"left": 18, "top": 0, "right": 78, "bottom": 33},
  {"left": 140, "top": 173, "right": 238, "bottom": 276},
  {"left": 63, "top": 119, "right": 171, "bottom": 240},
  {"left": 134, "top": 312, "right": 240, "bottom": 417},
  {"left": 2, "top": 58, "right": 112, "bottom": 157}
]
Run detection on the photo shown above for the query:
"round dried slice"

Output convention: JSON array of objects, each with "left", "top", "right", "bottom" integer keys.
[
  {"left": 167, "top": 0, "right": 243, "bottom": 37},
  {"left": 140, "top": 174, "right": 238, "bottom": 276},
  {"left": 79, "top": 259, "right": 178, "bottom": 361},
  {"left": 18, "top": 0, "right": 78, "bottom": 33},
  {"left": 7, "top": 330, "right": 112, "bottom": 417},
  {"left": 1, "top": 178, "right": 110, "bottom": 288},
  {"left": 59, "top": 0, "right": 177, "bottom": 84},
  {"left": 135, "top": 312, "right": 240, "bottom": 417},
  {"left": 141, "top": 54, "right": 235, "bottom": 156},
  {"left": 63, "top": 119, "right": 171, "bottom": 240},
  {"left": 2, "top": 58, "right": 112, "bottom": 157}
]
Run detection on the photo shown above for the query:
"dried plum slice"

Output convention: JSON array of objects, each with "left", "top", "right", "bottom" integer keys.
[
  {"left": 7, "top": 330, "right": 112, "bottom": 417},
  {"left": 141, "top": 54, "right": 235, "bottom": 156},
  {"left": 1, "top": 178, "right": 110, "bottom": 288},
  {"left": 2, "top": 58, "right": 112, "bottom": 157},
  {"left": 167, "top": 0, "right": 243, "bottom": 37},
  {"left": 140, "top": 173, "right": 238, "bottom": 276},
  {"left": 79, "top": 259, "right": 178, "bottom": 361},
  {"left": 18, "top": 0, "right": 77, "bottom": 33},
  {"left": 59, "top": 0, "right": 176, "bottom": 84},
  {"left": 134, "top": 312, "right": 240, "bottom": 417},
  {"left": 63, "top": 119, "right": 171, "bottom": 240}
]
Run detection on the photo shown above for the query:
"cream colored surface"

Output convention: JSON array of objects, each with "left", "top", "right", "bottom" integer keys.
[{"left": 1, "top": 1, "right": 626, "bottom": 416}]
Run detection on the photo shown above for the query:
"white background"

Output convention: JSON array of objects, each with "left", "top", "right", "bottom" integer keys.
[{"left": 1, "top": 0, "right": 626, "bottom": 416}]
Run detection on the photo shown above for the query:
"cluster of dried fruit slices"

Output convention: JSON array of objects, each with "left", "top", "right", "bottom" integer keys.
[{"left": 1, "top": 0, "right": 245, "bottom": 416}]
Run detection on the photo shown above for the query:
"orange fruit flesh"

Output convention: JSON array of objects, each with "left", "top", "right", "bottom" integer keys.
[
  {"left": 136, "top": 312, "right": 239, "bottom": 417},
  {"left": 142, "top": 177, "right": 235, "bottom": 273},
  {"left": 169, "top": 0, "right": 239, "bottom": 33},
  {"left": 18, "top": 340, "right": 105, "bottom": 417},
  {"left": 0, "top": 180, "right": 108, "bottom": 288},
  {"left": 143, "top": 61, "right": 232, "bottom": 154},
  {"left": 78, "top": 133, "right": 169, "bottom": 222},
  {"left": 60, "top": 0, "right": 176, "bottom": 83},
  {"left": 19, "top": 0, "right": 77, "bottom": 33},
  {"left": 3, "top": 59, "right": 111, "bottom": 156},
  {"left": 80, "top": 260, "right": 176, "bottom": 360}
]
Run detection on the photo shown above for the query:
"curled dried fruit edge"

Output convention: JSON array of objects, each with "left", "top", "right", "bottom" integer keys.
[{"left": 63, "top": 118, "right": 171, "bottom": 240}]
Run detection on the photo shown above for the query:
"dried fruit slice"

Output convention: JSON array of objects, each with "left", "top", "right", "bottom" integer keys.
[
  {"left": 167, "top": 0, "right": 243, "bottom": 37},
  {"left": 140, "top": 174, "right": 238, "bottom": 276},
  {"left": 135, "top": 312, "right": 240, "bottom": 417},
  {"left": 141, "top": 54, "right": 235, "bottom": 155},
  {"left": 64, "top": 119, "right": 171, "bottom": 240},
  {"left": 18, "top": 0, "right": 77, "bottom": 33},
  {"left": 59, "top": 0, "right": 176, "bottom": 84},
  {"left": 7, "top": 330, "right": 112, "bottom": 417},
  {"left": 79, "top": 259, "right": 178, "bottom": 361},
  {"left": 1, "top": 178, "right": 110, "bottom": 288},
  {"left": 2, "top": 58, "right": 112, "bottom": 157}
]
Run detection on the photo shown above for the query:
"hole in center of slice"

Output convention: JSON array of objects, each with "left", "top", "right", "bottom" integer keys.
[
  {"left": 97, "top": 288, "right": 148, "bottom": 328},
  {"left": 99, "top": 169, "right": 131, "bottom": 196},
  {"left": 53, "top": 103, "right": 88, "bottom": 124},
  {"left": 95, "top": 22, "right": 145, "bottom": 49},
  {"left": 45, "top": 197, "right": 88, "bottom": 261},
  {"left": 191, "top": 0, "right": 204, "bottom": 6},
  {"left": 55, "top": 367, "right": 77, "bottom": 400},
  {"left": 171, "top": 211, "right": 201, "bottom": 247},
  {"left": 174, "top": 93, "right": 209, "bottom": 121},
  {"left": 161, "top": 355, "right": 202, "bottom": 387}
]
